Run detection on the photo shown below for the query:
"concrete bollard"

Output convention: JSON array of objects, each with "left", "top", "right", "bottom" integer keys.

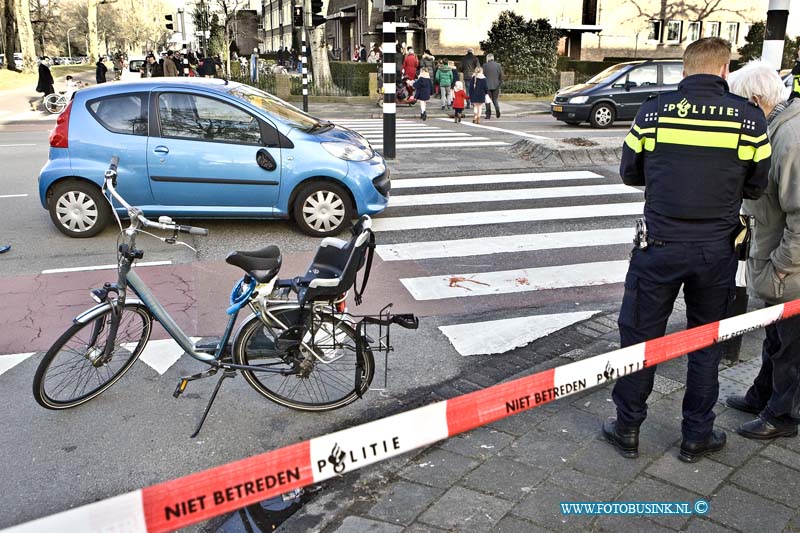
[
  {"left": 560, "top": 71, "right": 576, "bottom": 88},
  {"left": 369, "top": 72, "right": 378, "bottom": 97},
  {"left": 275, "top": 74, "right": 291, "bottom": 99}
]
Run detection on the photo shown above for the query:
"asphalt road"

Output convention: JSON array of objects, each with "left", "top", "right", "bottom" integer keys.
[{"left": 0, "top": 115, "right": 636, "bottom": 531}]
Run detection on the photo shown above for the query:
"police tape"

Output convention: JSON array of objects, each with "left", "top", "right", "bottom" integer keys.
[{"left": 6, "top": 299, "right": 800, "bottom": 533}]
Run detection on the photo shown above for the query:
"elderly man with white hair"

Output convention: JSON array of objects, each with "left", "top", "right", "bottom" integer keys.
[{"left": 728, "top": 62, "right": 800, "bottom": 440}]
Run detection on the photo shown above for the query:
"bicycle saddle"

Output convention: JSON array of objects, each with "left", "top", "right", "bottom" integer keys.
[{"left": 225, "top": 246, "right": 282, "bottom": 283}]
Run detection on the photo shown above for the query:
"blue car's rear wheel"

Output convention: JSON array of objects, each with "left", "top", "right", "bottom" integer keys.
[
  {"left": 293, "top": 181, "right": 353, "bottom": 237},
  {"left": 48, "top": 181, "right": 111, "bottom": 238}
]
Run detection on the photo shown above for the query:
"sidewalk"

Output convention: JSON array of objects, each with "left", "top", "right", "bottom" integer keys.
[
  {"left": 279, "top": 303, "right": 800, "bottom": 532},
  {"left": 303, "top": 98, "right": 551, "bottom": 120}
]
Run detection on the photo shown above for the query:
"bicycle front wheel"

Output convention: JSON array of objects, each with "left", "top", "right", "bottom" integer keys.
[
  {"left": 234, "top": 309, "right": 374, "bottom": 411},
  {"left": 43, "top": 94, "right": 65, "bottom": 114},
  {"left": 33, "top": 303, "right": 153, "bottom": 409}
]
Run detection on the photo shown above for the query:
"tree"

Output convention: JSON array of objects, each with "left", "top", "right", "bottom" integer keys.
[
  {"left": 14, "top": 0, "right": 37, "bottom": 72},
  {"left": 738, "top": 21, "right": 800, "bottom": 69},
  {"left": 4, "top": 0, "right": 16, "bottom": 70},
  {"left": 479, "top": 12, "right": 559, "bottom": 94},
  {"left": 309, "top": 25, "right": 331, "bottom": 87}
]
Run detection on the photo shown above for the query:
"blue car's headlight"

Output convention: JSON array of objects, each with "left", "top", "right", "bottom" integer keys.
[{"left": 321, "top": 142, "right": 372, "bottom": 161}]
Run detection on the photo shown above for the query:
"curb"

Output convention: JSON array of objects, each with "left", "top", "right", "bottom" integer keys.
[{"left": 508, "top": 139, "right": 622, "bottom": 167}]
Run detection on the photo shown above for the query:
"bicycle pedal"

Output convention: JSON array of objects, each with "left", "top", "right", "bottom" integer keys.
[{"left": 173, "top": 378, "right": 189, "bottom": 398}]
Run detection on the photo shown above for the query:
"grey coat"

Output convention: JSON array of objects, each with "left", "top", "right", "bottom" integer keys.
[
  {"left": 482, "top": 60, "right": 503, "bottom": 91},
  {"left": 744, "top": 98, "right": 800, "bottom": 304}
]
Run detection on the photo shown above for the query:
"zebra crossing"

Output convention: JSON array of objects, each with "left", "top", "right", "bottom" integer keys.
[
  {"left": 373, "top": 168, "right": 643, "bottom": 356},
  {"left": 333, "top": 118, "right": 509, "bottom": 150}
]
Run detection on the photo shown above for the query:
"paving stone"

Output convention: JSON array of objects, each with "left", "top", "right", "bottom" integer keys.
[
  {"left": 653, "top": 374, "right": 684, "bottom": 395},
  {"left": 398, "top": 448, "right": 479, "bottom": 489},
  {"left": 486, "top": 405, "right": 555, "bottom": 436},
  {"left": 762, "top": 444, "right": 800, "bottom": 472},
  {"left": 460, "top": 456, "right": 549, "bottom": 502},
  {"left": 512, "top": 484, "right": 594, "bottom": 530},
  {"left": 594, "top": 515, "right": 676, "bottom": 532},
  {"left": 777, "top": 434, "right": 800, "bottom": 454},
  {"left": 683, "top": 517, "right": 732, "bottom": 532},
  {"left": 567, "top": 438, "right": 650, "bottom": 483},
  {"left": 732, "top": 456, "right": 800, "bottom": 509},
  {"left": 646, "top": 453, "right": 732, "bottom": 495},
  {"left": 558, "top": 347, "right": 589, "bottom": 361},
  {"left": 400, "top": 524, "right": 447, "bottom": 533},
  {"left": 331, "top": 516, "right": 404, "bottom": 533},
  {"left": 493, "top": 514, "right": 550, "bottom": 533},
  {"left": 713, "top": 405, "right": 758, "bottom": 432},
  {"left": 366, "top": 480, "right": 444, "bottom": 526},
  {"left": 708, "top": 484, "right": 793, "bottom": 532},
  {"left": 536, "top": 406, "right": 604, "bottom": 442},
  {"left": 613, "top": 475, "right": 698, "bottom": 530},
  {"left": 655, "top": 358, "right": 688, "bottom": 384},
  {"left": 644, "top": 395, "right": 684, "bottom": 430},
  {"left": 547, "top": 466, "right": 622, "bottom": 500},
  {"left": 417, "top": 486, "right": 514, "bottom": 531},
  {"left": 497, "top": 428, "right": 584, "bottom": 471},
  {"left": 718, "top": 376, "right": 751, "bottom": 407},
  {"left": 593, "top": 315, "right": 619, "bottom": 330},
  {"left": 785, "top": 512, "right": 800, "bottom": 532},
  {"left": 437, "top": 427, "right": 514, "bottom": 459},
  {"left": 719, "top": 360, "right": 761, "bottom": 385},
  {"left": 570, "top": 386, "right": 616, "bottom": 417},
  {"left": 709, "top": 429, "right": 766, "bottom": 468}
]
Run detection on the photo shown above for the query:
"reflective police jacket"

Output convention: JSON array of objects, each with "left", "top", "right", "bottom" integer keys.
[{"left": 621, "top": 74, "right": 771, "bottom": 241}]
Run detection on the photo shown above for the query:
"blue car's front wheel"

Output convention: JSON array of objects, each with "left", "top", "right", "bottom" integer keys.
[{"left": 293, "top": 180, "right": 353, "bottom": 237}]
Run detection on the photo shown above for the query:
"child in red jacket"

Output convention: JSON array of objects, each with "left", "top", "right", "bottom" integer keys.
[{"left": 452, "top": 81, "right": 468, "bottom": 123}]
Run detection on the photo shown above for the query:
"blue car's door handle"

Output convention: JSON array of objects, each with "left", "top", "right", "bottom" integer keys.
[{"left": 153, "top": 146, "right": 169, "bottom": 154}]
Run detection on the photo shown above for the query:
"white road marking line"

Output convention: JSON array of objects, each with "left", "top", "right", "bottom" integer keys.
[
  {"left": 376, "top": 227, "right": 632, "bottom": 261},
  {"left": 391, "top": 171, "right": 604, "bottom": 189},
  {"left": 372, "top": 202, "right": 644, "bottom": 232},
  {"left": 440, "top": 311, "right": 601, "bottom": 356},
  {"left": 373, "top": 141, "right": 508, "bottom": 149},
  {"left": 0, "top": 352, "right": 34, "bottom": 377},
  {"left": 0, "top": 194, "right": 29, "bottom": 199},
  {"left": 388, "top": 184, "right": 641, "bottom": 207},
  {"left": 0, "top": 144, "right": 36, "bottom": 147},
  {"left": 363, "top": 132, "right": 473, "bottom": 138},
  {"left": 400, "top": 260, "right": 629, "bottom": 301},
  {"left": 366, "top": 135, "right": 484, "bottom": 141},
  {"left": 124, "top": 338, "right": 200, "bottom": 375},
  {"left": 524, "top": 129, "right": 627, "bottom": 134},
  {"left": 436, "top": 118, "right": 549, "bottom": 140},
  {"left": 41, "top": 260, "right": 172, "bottom": 274}
]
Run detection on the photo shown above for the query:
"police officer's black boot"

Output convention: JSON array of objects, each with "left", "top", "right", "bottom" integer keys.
[
  {"left": 602, "top": 417, "right": 639, "bottom": 458},
  {"left": 679, "top": 429, "right": 726, "bottom": 463}
]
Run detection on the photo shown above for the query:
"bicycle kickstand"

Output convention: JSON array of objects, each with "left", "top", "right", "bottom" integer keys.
[{"left": 188, "top": 369, "right": 236, "bottom": 438}]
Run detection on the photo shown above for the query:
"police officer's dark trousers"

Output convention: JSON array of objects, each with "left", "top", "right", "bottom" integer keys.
[
  {"left": 744, "top": 311, "right": 800, "bottom": 429},
  {"left": 612, "top": 238, "right": 737, "bottom": 442}
]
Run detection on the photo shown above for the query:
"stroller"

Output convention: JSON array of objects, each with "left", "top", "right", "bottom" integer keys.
[{"left": 376, "top": 73, "right": 417, "bottom": 107}]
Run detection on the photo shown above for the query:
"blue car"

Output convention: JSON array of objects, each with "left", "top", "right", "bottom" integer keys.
[{"left": 39, "top": 78, "right": 390, "bottom": 238}]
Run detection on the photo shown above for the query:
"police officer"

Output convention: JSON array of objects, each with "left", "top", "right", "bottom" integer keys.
[
  {"left": 790, "top": 48, "right": 800, "bottom": 100},
  {"left": 602, "top": 37, "right": 771, "bottom": 463}
]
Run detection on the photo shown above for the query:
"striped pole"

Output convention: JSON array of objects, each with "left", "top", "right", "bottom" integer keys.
[
  {"left": 382, "top": 10, "right": 396, "bottom": 159},
  {"left": 301, "top": 28, "right": 309, "bottom": 112},
  {"left": 763, "top": 0, "right": 790, "bottom": 70}
]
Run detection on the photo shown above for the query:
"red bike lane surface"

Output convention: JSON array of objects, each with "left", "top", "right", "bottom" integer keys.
[{"left": 0, "top": 250, "right": 439, "bottom": 355}]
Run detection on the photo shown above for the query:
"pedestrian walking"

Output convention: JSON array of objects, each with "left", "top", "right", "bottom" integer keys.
[
  {"left": 173, "top": 51, "right": 184, "bottom": 76},
  {"left": 452, "top": 80, "right": 467, "bottom": 123},
  {"left": 602, "top": 37, "right": 771, "bottom": 463},
  {"left": 483, "top": 53, "right": 503, "bottom": 119},
  {"left": 95, "top": 56, "right": 108, "bottom": 83},
  {"left": 415, "top": 68, "right": 433, "bottom": 120},
  {"left": 36, "top": 57, "right": 55, "bottom": 96},
  {"left": 162, "top": 51, "right": 179, "bottom": 77},
  {"left": 250, "top": 48, "right": 259, "bottom": 82},
  {"left": 420, "top": 49, "right": 435, "bottom": 80},
  {"left": 460, "top": 48, "right": 479, "bottom": 108},
  {"left": 359, "top": 44, "right": 367, "bottom": 63},
  {"left": 790, "top": 49, "right": 800, "bottom": 101},
  {"left": 727, "top": 62, "right": 800, "bottom": 441},
  {"left": 435, "top": 58, "right": 455, "bottom": 109},
  {"left": 140, "top": 53, "right": 163, "bottom": 78},
  {"left": 470, "top": 67, "right": 488, "bottom": 123},
  {"left": 403, "top": 47, "right": 419, "bottom": 81}
]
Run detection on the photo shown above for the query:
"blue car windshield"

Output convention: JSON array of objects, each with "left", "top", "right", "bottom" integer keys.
[
  {"left": 586, "top": 63, "right": 629, "bottom": 84},
  {"left": 228, "top": 84, "right": 319, "bottom": 131}
]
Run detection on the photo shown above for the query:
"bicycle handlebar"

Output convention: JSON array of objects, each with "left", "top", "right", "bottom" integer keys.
[{"left": 104, "top": 156, "right": 209, "bottom": 238}]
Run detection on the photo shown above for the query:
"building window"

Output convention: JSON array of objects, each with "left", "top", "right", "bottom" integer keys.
[
  {"left": 725, "top": 22, "right": 739, "bottom": 44},
  {"left": 666, "top": 20, "right": 682, "bottom": 43},
  {"left": 706, "top": 21, "right": 720, "bottom": 37},
  {"left": 647, "top": 20, "right": 662, "bottom": 42},
  {"left": 687, "top": 21, "right": 701, "bottom": 42}
]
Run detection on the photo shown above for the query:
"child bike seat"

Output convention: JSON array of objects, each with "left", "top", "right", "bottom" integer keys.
[{"left": 225, "top": 246, "right": 282, "bottom": 283}]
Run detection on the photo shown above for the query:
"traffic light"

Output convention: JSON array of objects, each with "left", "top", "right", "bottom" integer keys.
[
  {"left": 311, "top": 0, "right": 325, "bottom": 27},
  {"left": 293, "top": 6, "right": 303, "bottom": 27},
  {"left": 165, "top": 14, "right": 174, "bottom": 30}
]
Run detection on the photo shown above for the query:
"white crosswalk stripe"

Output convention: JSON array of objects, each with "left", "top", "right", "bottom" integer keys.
[
  {"left": 332, "top": 118, "right": 509, "bottom": 150},
  {"left": 372, "top": 169, "right": 640, "bottom": 356}
]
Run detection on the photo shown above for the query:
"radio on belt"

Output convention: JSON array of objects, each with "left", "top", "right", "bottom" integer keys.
[{"left": 633, "top": 218, "right": 648, "bottom": 250}]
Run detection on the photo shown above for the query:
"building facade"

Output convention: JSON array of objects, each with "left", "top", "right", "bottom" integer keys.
[{"left": 261, "top": 0, "right": 295, "bottom": 52}]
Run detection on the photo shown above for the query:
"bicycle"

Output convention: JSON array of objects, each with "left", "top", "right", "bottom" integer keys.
[
  {"left": 43, "top": 91, "right": 68, "bottom": 114},
  {"left": 33, "top": 157, "right": 418, "bottom": 437}
]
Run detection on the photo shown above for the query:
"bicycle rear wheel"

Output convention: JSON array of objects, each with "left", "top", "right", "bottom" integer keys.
[
  {"left": 33, "top": 303, "right": 152, "bottom": 409},
  {"left": 234, "top": 309, "right": 374, "bottom": 411},
  {"left": 44, "top": 94, "right": 65, "bottom": 114}
]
